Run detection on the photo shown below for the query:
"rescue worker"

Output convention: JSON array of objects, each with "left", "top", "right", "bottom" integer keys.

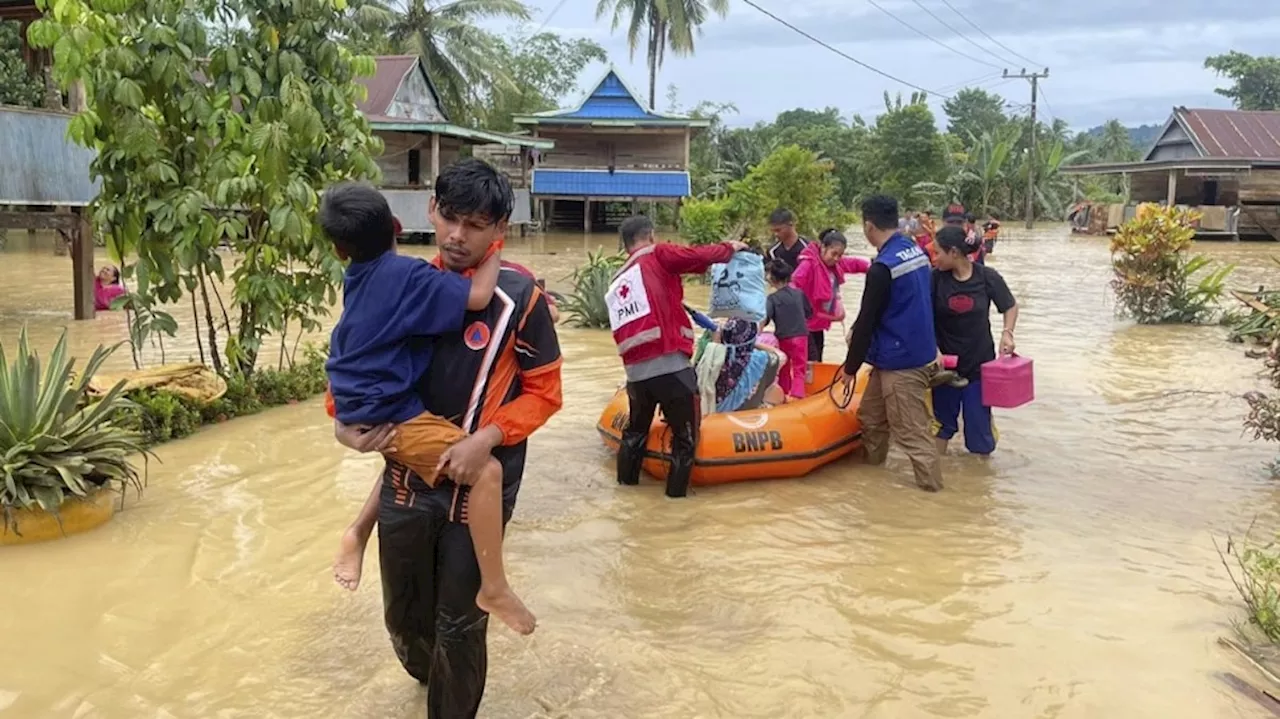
[
  {"left": 838, "top": 194, "right": 944, "bottom": 492},
  {"left": 608, "top": 215, "right": 748, "bottom": 498}
]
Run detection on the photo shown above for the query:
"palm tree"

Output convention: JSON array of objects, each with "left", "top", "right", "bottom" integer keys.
[
  {"left": 596, "top": 0, "right": 728, "bottom": 110},
  {"left": 378, "top": 0, "right": 530, "bottom": 122}
]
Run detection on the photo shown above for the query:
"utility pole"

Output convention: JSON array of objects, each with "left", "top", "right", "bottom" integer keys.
[{"left": 1005, "top": 67, "right": 1050, "bottom": 230}]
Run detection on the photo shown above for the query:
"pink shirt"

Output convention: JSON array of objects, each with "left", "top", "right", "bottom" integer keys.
[{"left": 94, "top": 278, "right": 125, "bottom": 311}]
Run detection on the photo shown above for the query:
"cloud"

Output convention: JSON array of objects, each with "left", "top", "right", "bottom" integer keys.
[{"left": 506, "top": 0, "right": 1279, "bottom": 130}]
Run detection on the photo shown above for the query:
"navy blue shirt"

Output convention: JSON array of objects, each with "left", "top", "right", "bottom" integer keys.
[{"left": 327, "top": 252, "right": 471, "bottom": 425}]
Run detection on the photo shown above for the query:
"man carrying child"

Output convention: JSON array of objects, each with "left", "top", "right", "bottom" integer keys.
[{"left": 326, "top": 159, "right": 563, "bottom": 717}]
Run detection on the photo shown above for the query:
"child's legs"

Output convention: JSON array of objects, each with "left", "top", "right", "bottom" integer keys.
[
  {"left": 960, "top": 381, "right": 997, "bottom": 455},
  {"left": 462, "top": 458, "right": 511, "bottom": 593},
  {"left": 780, "top": 336, "right": 808, "bottom": 398},
  {"left": 347, "top": 473, "right": 382, "bottom": 541},
  {"left": 384, "top": 411, "right": 465, "bottom": 487},
  {"left": 931, "top": 385, "right": 962, "bottom": 440}
]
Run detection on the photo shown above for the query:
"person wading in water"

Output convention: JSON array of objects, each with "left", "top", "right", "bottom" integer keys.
[
  {"left": 330, "top": 158, "right": 563, "bottom": 718},
  {"left": 930, "top": 225, "right": 1019, "bottom": 455},
  {"left": 609, "top": 215, "right": 748, "bottom": 498},
  {"left": 838, "top": 194, "right": 944, "bottom": 492}
]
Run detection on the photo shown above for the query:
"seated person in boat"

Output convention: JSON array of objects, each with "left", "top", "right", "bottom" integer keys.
[{"left": 697, "top": 317, "right": 785, "bottom": 414}]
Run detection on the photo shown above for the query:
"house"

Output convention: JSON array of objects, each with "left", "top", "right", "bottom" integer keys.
[
  {"left": 512, "top": 67, "right": 708, "bottom": 231},
  {"left": 358, "top": 55, "right": 552, "bottom": 233},
  {"left": 1064, "top": 107, "right": 1280, "bottom": 240}
]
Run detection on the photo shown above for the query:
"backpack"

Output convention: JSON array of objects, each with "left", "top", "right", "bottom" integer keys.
[{"left": 708, "top": 252, "right": 767, "bottom": 322}]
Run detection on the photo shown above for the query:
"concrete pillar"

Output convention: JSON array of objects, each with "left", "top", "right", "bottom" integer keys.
[
  {"left": 71, "top": 210, "right": 95, "bottom": 320},
  {"left": 584, "top": 198, "right": 592, "bottom": 233},
  {"left": 1166, "top": 169, "right": 1177, "bottom": 207}
]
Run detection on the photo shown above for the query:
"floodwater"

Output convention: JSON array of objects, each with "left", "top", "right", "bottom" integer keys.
[{"left": 2, "top": 227, "right": 1280, "bottom": 718}]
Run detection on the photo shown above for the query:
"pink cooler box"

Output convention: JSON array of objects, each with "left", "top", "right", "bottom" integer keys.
[{"left": 981, "top": 354, "right": 1034, "bottom": 408}]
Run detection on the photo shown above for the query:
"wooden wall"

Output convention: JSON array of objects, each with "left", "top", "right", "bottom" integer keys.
[
  {"left": 1128, "top": 171, "right": 1241, "bottom": 206},
  {"left": 537, "top": 129, "right": 686, "bottom": 171},
  {"left": 473, "top": 145, "right": 528, "bottom": 188},
  {"left": 374, "top": 131, "right": 463, "bottom": 187},
  {"left": 1239, "top": 170, "right": 1280, "bottom": 204}
]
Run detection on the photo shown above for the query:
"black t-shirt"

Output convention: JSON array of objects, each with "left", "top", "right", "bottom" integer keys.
[
  {"left": 768, "top": 236, "right": 810, "bottom": 271},
  {"left": 931, "top": 264, "right": 1015, "bottom": 380},
  {"left": 765, "top": 285, "right": 813, "bottom": 339}
]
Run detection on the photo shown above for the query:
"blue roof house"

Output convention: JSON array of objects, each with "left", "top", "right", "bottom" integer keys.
[{"left": 512, "top": 67, "right": 709, "bottom": 231}]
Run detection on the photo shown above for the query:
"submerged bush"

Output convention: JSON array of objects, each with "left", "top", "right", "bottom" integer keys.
[
  {"left": 1110, "top": 204, "right": 1234, "bottom": 324},
  {"left": 116, "top": 344, "right": 329, "bottom": 446},
  {"left": 0, "top": 328, "right": 148, "bottom": 533},
  {"left": 562, "top": 249, "right": 626, "bottom": 329},
  {"left": 1219, "top": 527, "right": 1280, "bottom": 644}
]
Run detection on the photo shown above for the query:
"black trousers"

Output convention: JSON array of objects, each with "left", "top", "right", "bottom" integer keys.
[
  {"left": 618, "top": 367, "right": 699, "bottom": 498},
  {"left": 808, "top": 330, "right": 825, "bottom": 363},
  {"left": 377, "top": 465, "right": 512, "bottom": 719}
]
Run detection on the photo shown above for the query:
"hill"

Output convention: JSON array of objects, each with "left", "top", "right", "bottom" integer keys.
[{"left": 1083, "top": 122, "right": 1163, "bottom": 151}]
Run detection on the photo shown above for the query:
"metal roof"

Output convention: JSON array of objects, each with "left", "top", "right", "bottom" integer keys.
[
  {"left": 530, "top": 169, "right": 690, "bottom": 197},
  {"left": 513, "top": 67, "right": 707, "bottom": 128},
  {"left": 1061, "top": 156, "right": 1280, "bottom": 175},
  {"left": 1177, "top": 107, "right": 1280, "bottom": 159},
  {"left": 356, "top": 56, "right": 431, "bottom": 118}
]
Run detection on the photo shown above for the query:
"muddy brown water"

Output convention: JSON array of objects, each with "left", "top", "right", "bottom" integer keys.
[{"left": 3, "top": 227, "right": 1280, "bottom": 718}]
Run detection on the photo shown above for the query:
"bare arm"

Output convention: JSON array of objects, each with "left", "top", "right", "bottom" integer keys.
[{"left": 467, "top": 250, "right": 501, "bottom": 311}]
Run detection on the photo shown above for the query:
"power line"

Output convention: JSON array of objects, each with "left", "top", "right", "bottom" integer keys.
[
  {"left": 904, "top": 0, "right": 1010, "bottom": 68},
  {"left": 535, "top": 0, "right": 570, "bottom": 30},
  {"left": 860, "top": 0, "right": 1002, "bottom": 71},
  {"left": 935, "top": 0, "right": 1044, "bottom": 69},
  {"left": 1037, "top": 84, "right": 1057, "bottom": 123},
  {"left": 738, "top": 0, "right": 957, "bottom": 101}
]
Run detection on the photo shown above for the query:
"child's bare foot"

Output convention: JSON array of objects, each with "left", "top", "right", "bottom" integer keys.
[
  {"left": 333, "top": 527, "right": 367, "bottom": 592},
  {"left": 476, "top": 586, "right": 537, "bottom": 635}
]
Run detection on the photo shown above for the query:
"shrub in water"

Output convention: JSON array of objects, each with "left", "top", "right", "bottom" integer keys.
[
  {"left": 1110, "top": 203, "right": 1234, "bottom": 324},
  {"left": 562, "top": 250, "right": 626, "bottom": 329},
  {"left": 0, "top": 328, "right": 148, "bottom": 533}
]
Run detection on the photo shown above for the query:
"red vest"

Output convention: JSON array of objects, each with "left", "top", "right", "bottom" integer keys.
[{"left": 606, "top": 245, "right": 696, "bottom": 365}]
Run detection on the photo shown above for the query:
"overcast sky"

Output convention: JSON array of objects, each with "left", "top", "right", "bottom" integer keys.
[{"left": 502, "top": 0, "right": 1280, "bottom": 131}]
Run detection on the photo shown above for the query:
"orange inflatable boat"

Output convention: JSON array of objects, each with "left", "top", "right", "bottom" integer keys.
[{"left": 597, "top": 363, "right": 868, "bottom": 486}]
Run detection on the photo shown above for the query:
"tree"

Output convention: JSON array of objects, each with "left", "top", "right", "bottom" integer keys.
[
  {"left": 595, "top": 0, "right": 727, "bottom": 109},
  {"left": 1205, "top": 52, "right": 1280, "bottom": 111},
  {"left": 358, "top": 0, "right": 531, "bottom": 123},
  {"left": 723, "top": 144, "right": 851, "bottom": 237},
  {"left": 1097, "top": 119, "right": 1138, "bottom": 162},
  {"left": 868, "top": 102, "right": 947, "bottom": 208},
  {"left": 0, "top": 21, "right": 42, "bottom": 107},
  {"left": 476, "top": 31, "right": 606, "bottom": 132},
  {"left": 30, "top": 0, "right": 384, "bottom": 375},
  {"left": 942, "top": 87, "right": 1008, "bottom": 149}
]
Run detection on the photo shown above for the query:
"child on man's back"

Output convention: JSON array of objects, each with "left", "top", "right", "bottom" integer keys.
[{"left": 323, "top": 182, "right": 535, "bottom": 635}]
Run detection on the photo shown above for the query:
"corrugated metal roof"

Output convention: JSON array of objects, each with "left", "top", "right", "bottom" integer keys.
[
  {"left": 1178, "top": 107, "right": 1280, "bottom": 159},
  {"left": 531, "top": 169, "right": 690, "bottom": 197},
  {"left": 356, "top": 56, "right": 419, "bottom": 117},
  {"left": 515, "top": 68, "right": 701, "bottom": 126}
]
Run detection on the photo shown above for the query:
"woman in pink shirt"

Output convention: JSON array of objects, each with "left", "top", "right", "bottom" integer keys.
[
  {"left": 791, "top": 229, "right": 870, "bottom": 362},
  {"left": 94, "top": 265, "right": 126, "bottom": 311}
]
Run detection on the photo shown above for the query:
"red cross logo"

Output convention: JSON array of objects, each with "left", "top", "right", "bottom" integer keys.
[{"left": 618, "top": 282, "right": 631, "bottom": 299}]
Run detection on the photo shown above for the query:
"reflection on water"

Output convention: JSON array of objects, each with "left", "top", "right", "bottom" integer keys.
[{"left": 2, "top": 228, "right": 1280, "bottom": 717}]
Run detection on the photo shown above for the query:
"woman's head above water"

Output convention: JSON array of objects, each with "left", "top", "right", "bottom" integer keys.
[
  {"left": 817, "top": 228, "right": 847, "bottom": 266},
  {"left": 934, "top": 225, "right": 979, "bottom": 271}
]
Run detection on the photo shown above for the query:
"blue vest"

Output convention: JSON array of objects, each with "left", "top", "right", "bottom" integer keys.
[{"left": 867, "top": 234, "right": 936, "bottom": 371}]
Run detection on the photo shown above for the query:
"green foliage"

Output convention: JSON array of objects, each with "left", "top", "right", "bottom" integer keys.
[
  {"left": 0, "top": 328, "right": 148, "bottom": 534},
  {"left": 0, "top": 21, "right": 43, "bottom": 107},
  {"left": 472, "top": 30, "right": 607, "bottom": 131},
  {"left": 1218, "top": 527, "right": 1280, "bottom": 644},
  {"left": 116, "top": 344, "right": 329, "bottom": 446},
  {"left": 1110, "top": 204, "right": 1234, "bottom": 324},
  {"left": 1206, "top": 51, "right": 1280, "bottom": 111},
  {"left": 723, "top": 144, "right": 852, "bottom": 237},
  {"left": 562, "top": 249, "right": 626, "bottom": 329},
  {"left": 942, "top": 88, "right": 1009, "bottom": 148},
  {"left": 29, "top": 0, "right": 383, "bottom": 377},
  {"left": 679, "top": 197, "right": 727, "bottom": 245}
]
